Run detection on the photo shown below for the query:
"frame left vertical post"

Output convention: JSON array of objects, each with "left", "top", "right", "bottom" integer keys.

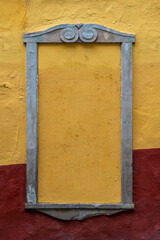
[{"left": 26, "top": 42, "right": 38, "bottom": 204}]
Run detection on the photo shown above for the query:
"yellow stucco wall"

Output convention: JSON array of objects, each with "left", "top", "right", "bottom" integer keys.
[
  {"left": 38, "top": 44, "right": 121, "bottom": 203},
  {"left": 0, "top": 0, "right": 160, "bottom": 203}
]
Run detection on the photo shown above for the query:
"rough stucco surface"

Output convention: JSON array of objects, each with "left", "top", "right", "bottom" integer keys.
[
  {"left": 0, "top": 149, "right": 160, "bottom": 240},
  {"left": 0, "top": 1, "right": 160, "bottom": 238},
  {"left": 38, "top": 44, "right": 121, "bottom": 203}
]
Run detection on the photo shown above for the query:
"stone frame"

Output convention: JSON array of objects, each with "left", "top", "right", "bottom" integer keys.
[{"left": 23, "top": 23, "right": 135, "bottom": 220}]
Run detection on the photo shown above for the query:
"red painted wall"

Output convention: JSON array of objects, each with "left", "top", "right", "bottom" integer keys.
[{"left": 0, "top": 149, "right": 160, "bottom": 240}]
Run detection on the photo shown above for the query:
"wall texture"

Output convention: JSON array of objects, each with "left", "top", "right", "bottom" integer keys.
[
  {"left": 0, "top": 0, "right": 160, "bottom": 239},
  {"left": 38, "top": 44, "right": 121, "bottom": 203}
]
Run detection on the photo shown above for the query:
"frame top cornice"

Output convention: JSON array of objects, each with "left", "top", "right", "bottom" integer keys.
[{"left": 23, "top": 23, "right": 135, "bottom": 43}]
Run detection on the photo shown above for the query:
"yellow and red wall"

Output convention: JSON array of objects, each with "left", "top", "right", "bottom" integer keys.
[{"left": 1, "top": 1, "right": 160, "bottom": 239}]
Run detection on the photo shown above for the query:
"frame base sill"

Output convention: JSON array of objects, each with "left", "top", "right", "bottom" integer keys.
[{"left": 25, "top": 203, "right": 134, "bottom": 220}]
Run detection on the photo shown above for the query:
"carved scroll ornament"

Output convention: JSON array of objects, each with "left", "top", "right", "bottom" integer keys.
[{"left": 60, "top": 24, "right": 98, "bottom": 43}]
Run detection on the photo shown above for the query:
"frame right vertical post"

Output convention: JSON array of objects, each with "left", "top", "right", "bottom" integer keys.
[{"left": 121, "top": 42, "right": 133, "bottom": 204}]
